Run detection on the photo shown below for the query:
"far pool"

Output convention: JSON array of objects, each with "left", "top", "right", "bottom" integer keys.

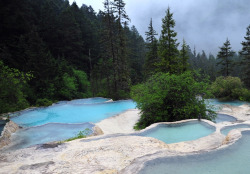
[
  {"left": 215, "top": 114, "right": 237, "bottom": 123},
  {"left": 221, "top": 124, "right": 250, "bottom": 135},
  {"left": 206, "top": 99, "right": 248, "bottom": 107},
  {"left": 11, "top": 99, "right": 136, "bottom": 127},
  {"left": 137, "top": 121, "right": 215, "bottom": 144},
  {"left": 139, "top": 131, "right": 250, "bottom": 174}
]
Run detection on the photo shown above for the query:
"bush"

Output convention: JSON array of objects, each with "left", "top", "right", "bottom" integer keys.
[
  {"left": 211, "top": 76, "right": 246, "bottom": 100},
  {"left": 0, "top": 60, "right": 31, "bottom": 114},
  {"left": 240, "top": 88, "right": 250, "bottom": 102},
  {"left": 36, "top": 98, "right": 53, "bottom": 107},
  {"left": 131, "top": 72, "right": 216, "bottom": 129}
]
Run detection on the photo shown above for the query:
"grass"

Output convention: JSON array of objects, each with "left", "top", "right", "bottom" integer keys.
[{"left": 63, "top": 128, "right": 92, "bottom": 142}]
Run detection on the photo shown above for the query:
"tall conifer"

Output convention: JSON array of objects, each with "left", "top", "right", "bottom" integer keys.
[
  {"left": 217, "top": 38, "right": 235, "bottom": 76},
  {"left": 157, "top": 7, "right": 180, "bottom": 74},
  {"left": 239, "top": 25, "right": 250, "bottom": 88}
]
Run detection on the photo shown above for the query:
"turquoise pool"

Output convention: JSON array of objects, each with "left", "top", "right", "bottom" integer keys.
[
  {"left": 139, "top": 131, "right": 250, "bottom": 174},
  {"left": 7, "top": 123, "right": 94, "bottom": 150},
  {"left": 11, "top": 99, "right": 136, "bottom": 127},
  {"left": 215, "top": 114, "right": 237, "bottom": 123},
  {"left": 206, "top": 99, "right": 248, "bottom": 107},
  {"left": 6, "top": 98, "right": 136, "bottom": 149},
  {"left": 138, "top": 121, "right": 215, "bottom": 144},
  {"left": 221, "top": 124, "right": 250, "bottom": 135}
]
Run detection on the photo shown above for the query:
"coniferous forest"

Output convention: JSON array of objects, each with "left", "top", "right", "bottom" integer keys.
[{"left": 1, "top": 0, "right": 250, "bottom": 116}]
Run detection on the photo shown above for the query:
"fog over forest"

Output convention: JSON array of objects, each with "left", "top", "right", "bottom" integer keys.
[{"left": 71, "top": 0, "right": 250, "bottom": 55}]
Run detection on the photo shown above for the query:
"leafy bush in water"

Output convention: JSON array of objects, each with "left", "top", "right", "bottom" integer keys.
[
  {"left": 211, "top": 76, "right": 250, "bottom": 101},
  {"left": 131, "top": 72, "right": 216, "bottom": 129}
]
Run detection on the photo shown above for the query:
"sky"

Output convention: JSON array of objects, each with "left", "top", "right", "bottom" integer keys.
[{"left": 69, "top": 0, "right": 250, "bottom": 56}]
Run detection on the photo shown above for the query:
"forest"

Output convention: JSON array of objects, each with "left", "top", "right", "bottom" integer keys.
[{"left": 0, "top": 0, "right": 250, "bottom": 115}]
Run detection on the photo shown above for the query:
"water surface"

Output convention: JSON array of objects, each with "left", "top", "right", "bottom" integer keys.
[
  {"left": 11, "top": 99, "right": 136, "bottom": 127},
  {"left": 215, "top": 114, "right": 237, "bottom": 123},
  {"left": 8, "top": 122, "right": 94, "bottom": 150},
  {"left": 221, "top": 124, "right": 250, "bottom": 135},
  {"left": 139, "top": 131, "right": 250, "bottom": 174},
  {"left": 138, "top": 121, "right": 215, "bottom": 144}
]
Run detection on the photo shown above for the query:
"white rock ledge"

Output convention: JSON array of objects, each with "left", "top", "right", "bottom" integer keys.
[{"left": 0, "top": 104, "right": 250, "bottom": 174}]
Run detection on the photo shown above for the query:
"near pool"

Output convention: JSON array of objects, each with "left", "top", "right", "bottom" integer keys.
[
  {"left": 137, "top": 121, "right": 215, "bottom": 144},
  {"left": 7, "top": 123, "right": 94, "bottom": 150},
  {"left": 139, "top": 131, "right": 250, "bottom": 174}
]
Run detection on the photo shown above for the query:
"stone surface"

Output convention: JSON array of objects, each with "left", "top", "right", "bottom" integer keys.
[
  {"left": 1, "top": 105, "right": 250, "bottom": 174},
  {"left": 0, "top": 121, "right": 19, "bottom": 149}
]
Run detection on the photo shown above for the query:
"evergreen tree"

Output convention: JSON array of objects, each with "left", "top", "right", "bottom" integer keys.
[
  {"left": 112, "top": 0, "right": 131, "bottom": 94},
  {"left": 179, "top": 39, "right": 189, "bottom": 73},
  {"left": 144, "top": 18, "right": 158, "bottom": 77},
  {"left": 239, "top": 25, "right": 250, "bottom": 88},
  {"left": 217, "top": 38, "right": 235, "bottom": 76},
  {"left": 157, "top": 7, "right": 180, "bottom": 74}
]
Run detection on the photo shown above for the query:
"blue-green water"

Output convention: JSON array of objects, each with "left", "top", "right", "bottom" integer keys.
[
  {"left": 11, "top": 99, "right": 136, "bottom": 127},
  {"left": 215, "top": 114, "right": 237, "bottom": 123},
  {"left": 206, "top": 99, "right": 248, "bottom": 107},
  {"left": 139, "top": 131, "right": 250, "bottom": 174},
  {"left": 7, "top": 123, "right": 94, "bottom": 150},
  {"left": 221, "top": 124, "right": 250, "bottom": 135},
  {"left": 0, "top": 120, "right": 7, "bottom": 135},
  {"left": 138, "top": 121, "right": 215, "bottom": 144},
  {"left": 7, "top": 98, "right": 136, "bottom": 149}
]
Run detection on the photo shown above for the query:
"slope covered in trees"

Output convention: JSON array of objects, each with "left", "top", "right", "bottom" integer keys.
[
  {"left": 1, "top": 0, "right": 250, "bottom": 115},
  {"left": 0, "top": 0, "right": 146, "bottom": 113}
]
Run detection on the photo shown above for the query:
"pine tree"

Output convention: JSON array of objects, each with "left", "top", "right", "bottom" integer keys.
[
  {"left": 112, "top": 0, "right": 131, "bottom": 95},
  {"left": 217, "top": 38, "right": 235, "bottom": 76},
  {"left": 179, "top": 39, "right": 189, "bottom": 73},
  {"left": 157, "top": 7, "right": 180, "bottom": 74},
  {"left": 239, "top": 25, "right": 250, "bottom": 88},
  {"left": 144, "top": 18, "right": 158, "bottom": 77}
]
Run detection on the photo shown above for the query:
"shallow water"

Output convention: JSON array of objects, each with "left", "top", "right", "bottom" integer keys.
[
  {"left": 138, "top": 121, "right": 215, "bottom": 144},
  {"left": 206, "top": 99, "right": 248, "bottom": 107},
  {"left": 0, "top": 120, "right": 7, "bottom": 135},
  {"left": 139, "top": 131, "right": 250, "bottom": 174},
  {"left": 215, "top": 114, "right": 237, "bottom": 123},
  {"left": 7, "top": 123, "right": 94, "bottom": 150},
  {"left": 11, "top": 99, "right": 136, "bottom": 127},
  {"left": 221, "top": 124, "right": 250, "bottom": 135}
]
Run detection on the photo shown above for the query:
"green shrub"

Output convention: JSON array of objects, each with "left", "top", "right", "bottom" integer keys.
[
  {"left": 240, "top": 88, "right": 250, "bottom": 102},
  {"left": 131, "top": 72, "right": 216, "bottom": 130},
  {"left": 211, "top": 76, "right": 244, "bottom": 100},
  {"left": 36, "top": 98, "right": 53, "bottom": 107}
]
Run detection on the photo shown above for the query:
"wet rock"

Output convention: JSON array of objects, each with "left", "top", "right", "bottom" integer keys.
[{"left": 0, "top": 121, "right": 19, "bottom": 149}]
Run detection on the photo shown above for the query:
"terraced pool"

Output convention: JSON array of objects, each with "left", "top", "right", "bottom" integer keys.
[
  {"left": 139, "top": 131, "right": 250, "bottom": 174},
  {"left": 138, "top": 121, "right": 215, "bottom": 144}
]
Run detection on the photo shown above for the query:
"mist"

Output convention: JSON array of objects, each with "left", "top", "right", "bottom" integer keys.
[{"left": 71, "top": 0, "right": 250, "bottom": 55}]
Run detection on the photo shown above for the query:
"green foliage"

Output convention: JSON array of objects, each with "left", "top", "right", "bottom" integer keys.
[
  {"left": 211, "top": 76, "right": 243, "bottom": 100},
  {"left": 157, "top": 7, "right": 180, "bottom": 74},
  {"left": 36, "top": 98, "right": 53, "bottom": 107},
  {"left": 131, "top": 72, "right": 216, "bottom": 129},
  {"left": 239, "top": 25, "right": 250, "bottom": 88},
  {"left": 0, "top": 60, "right": 31, "bottom": 114},
  {"left": 64, "top": 128, "right": 92, "bottom": 142},
  {"left": 216, "top": 38, "right": 235, "bottom": 76},
  {"left": 239, "top": 88, "right": 250, "bottom": 102},
  {"left": 144, "top": 18, "right": 158, "bottom": 77}
]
